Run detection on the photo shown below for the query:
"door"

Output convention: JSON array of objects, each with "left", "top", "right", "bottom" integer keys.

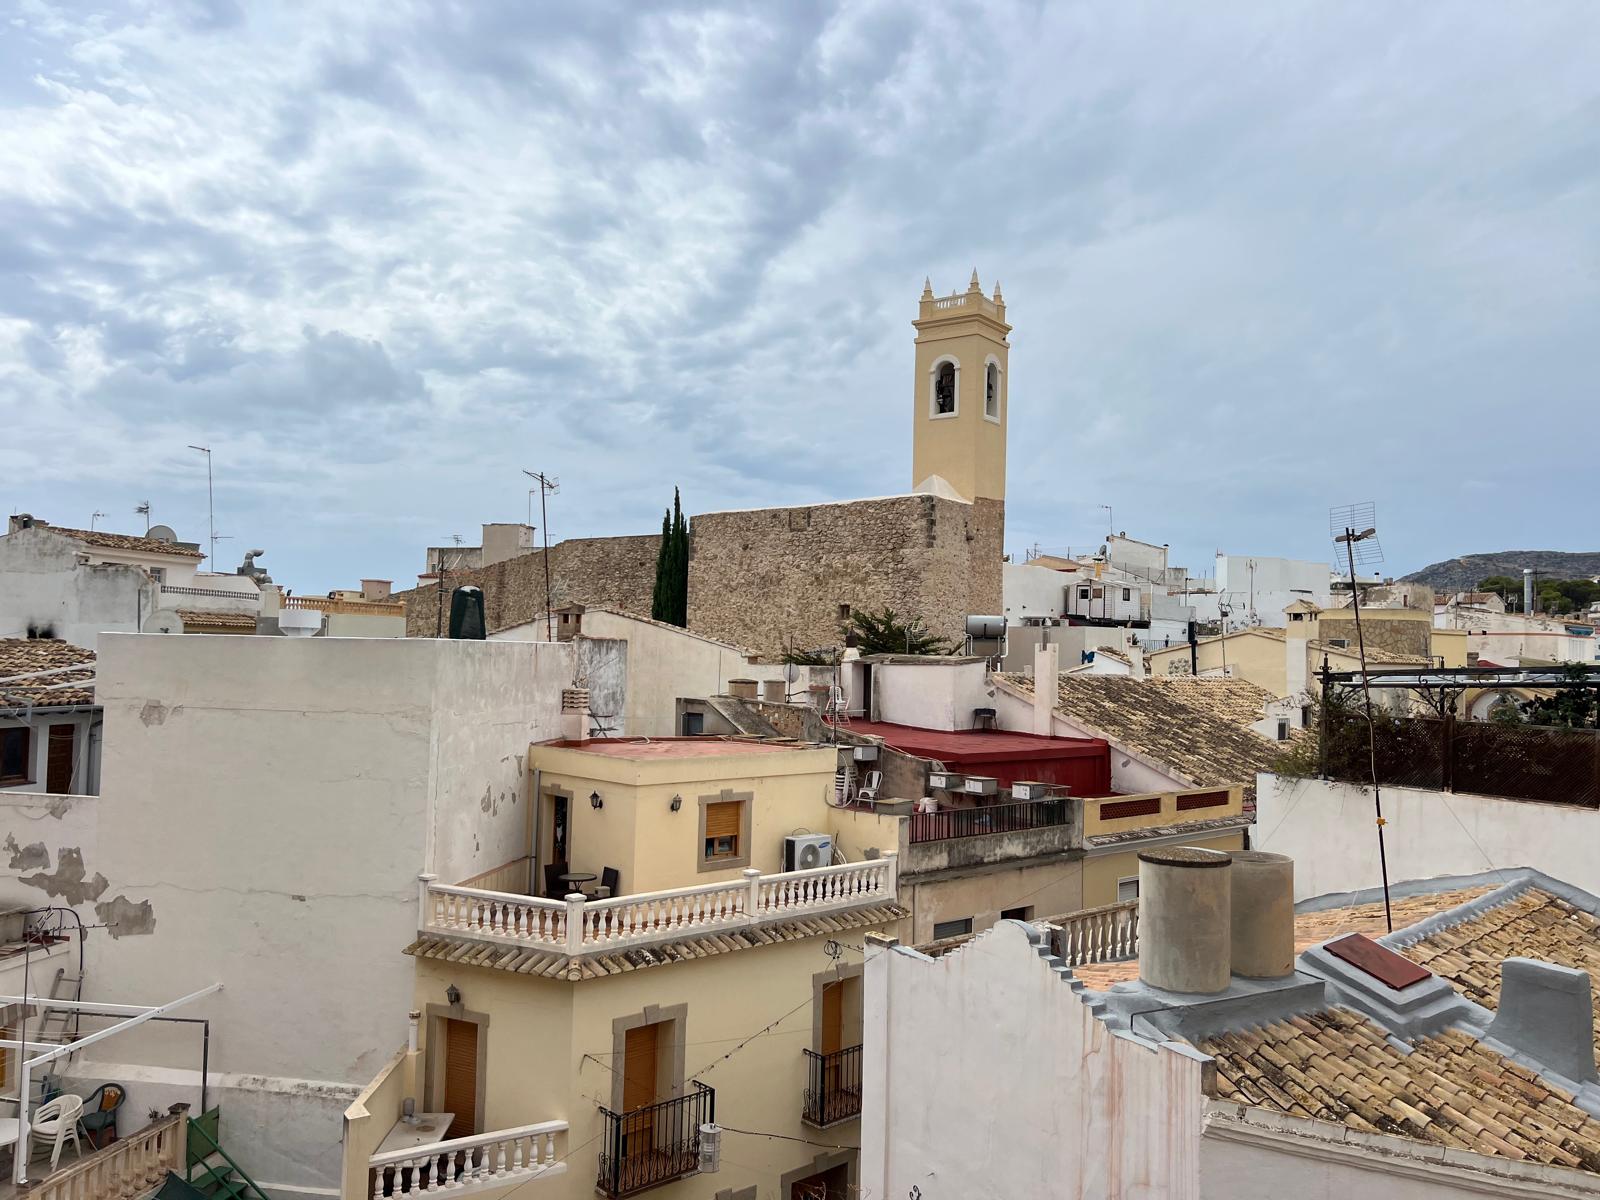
[
  {"left": 820, "top": 981, "right": 844, "bottom": 1056},
  {"left": 46, "top": 725, "right": 74, "bottom": 794},
  {"left": 620, "top": 1023, "right": 661, "bottom": 1182},
  {"left": 441, "top": 1019, "right": 479, "bottom": 1139},
  {"left": 792, "top": 1164, "right": 849, "bottom": 1199},
  {"left": 549, "top": 793, "right": 570, "bottom": 867}
]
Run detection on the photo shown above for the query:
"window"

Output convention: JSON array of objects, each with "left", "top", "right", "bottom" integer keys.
[
  {"left": 0, "top": 727, "right": 29, "bottom": 785},
  {"left": 150, "top": 567, "right": 165, "bottom": 585},
  {"left": 1000, "top": 906, "right": 1033, "bottom": 922},
  {"left": 984, "top": 362, "right": 1000, "bottom": 420},
  {"left": 1276, "top": 719, "right": 1290, "bottom": 741},
  {"left": 681, "top": 711, "right": 705, "bottom": 736},
  {"left": 1078, "top": 587, "right": 1090, "bottom": 601},
  {"left": 1117, "top": 877, "right": 1139, "bottom": 903},
  {"left": 1121, "top": 588, "right": 1131, "bottom": 602},
  {"left": 932, "top": 361, "right": 956, "bottom": 416},
  {"left": 1328, "top": 638, "right": 1349, "bottom": 648},
  {"left": 932, "top": 917, "right": 972, "bottom": 940},
  {"left": 837, "top": 603, "right": 851, "bottom": 620},
  {"left": 699, "top": 791, "right": 751, "bottom": 871}
]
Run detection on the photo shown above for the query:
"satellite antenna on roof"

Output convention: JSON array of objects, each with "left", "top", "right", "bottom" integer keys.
[
  {"left": 1329, "top": 500, "right": 1393, "bottom": 931},
  {"left": 147, "top": 525, "right": 178, "bottom": 544},
  {"left": 144, "top": 609, "right": 185, "bottom": 635}
]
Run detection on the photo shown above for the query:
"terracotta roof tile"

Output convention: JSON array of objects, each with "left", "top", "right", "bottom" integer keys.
[
  {"left": 175, "top": 609, "right": 258, "bottom": 629},
  {"left": 35, "top": 524, "right": 205, "bottom": 559},
  {"left": 0, "top": 640, "right": 96, "bottom": 707}
]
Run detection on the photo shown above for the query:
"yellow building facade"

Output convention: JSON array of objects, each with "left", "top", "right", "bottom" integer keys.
[{"left": 910, "top": 271, "right": 1010, "bottom": 503}]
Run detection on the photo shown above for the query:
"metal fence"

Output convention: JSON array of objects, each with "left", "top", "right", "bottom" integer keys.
[
  {"left": 596, "top": 1082, "right": 714, "bottom": 1197},
  {"left": 1323, "top": 711, "right": 1600, "bottom": 808},
  {"left": 909, "top": 797, "right": 1072, "bottom": 843},
  {"left": 802, "top": 1045, "right": 863, "bottom": 1127}
]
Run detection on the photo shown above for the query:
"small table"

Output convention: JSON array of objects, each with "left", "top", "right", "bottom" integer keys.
[
  {"left": 559, "top": 872, "right": 597, "bottom": 894},
  {"left": 376, "top": 1113, "right": 456, "bottom": 1156},
  {"left": 0, "top": 1116, "right": 20, "bottom": 1152}
]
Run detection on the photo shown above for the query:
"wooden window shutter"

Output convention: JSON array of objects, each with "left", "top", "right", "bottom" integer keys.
[
  {"left": 704, "top": 801, "right": 741, "bottom": 840},
  {"left": 46, "top": 725, "right": 74, "bottom": 794}
]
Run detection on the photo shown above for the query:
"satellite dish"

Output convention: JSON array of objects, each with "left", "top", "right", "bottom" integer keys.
[
  {"left": 147, "top": 525, "right": 178, "bottom": 543},
  {"left": 278, "top": 608, "right": 323, "bottom": 638},
  {"left": 783, "top": 663, "right": 800, "bottom": 684},
  {"left": 144, "top": 609, "right": 185, "bottom": 635}
]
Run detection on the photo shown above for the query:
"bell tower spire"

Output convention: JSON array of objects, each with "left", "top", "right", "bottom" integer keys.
[{"left": 910, "top": 273, "right": 1010, "bottom": 504}]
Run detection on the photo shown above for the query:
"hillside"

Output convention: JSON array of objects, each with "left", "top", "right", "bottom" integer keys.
[{"left": 1401, "top": 550, "right": 1600, "bottom": 592}]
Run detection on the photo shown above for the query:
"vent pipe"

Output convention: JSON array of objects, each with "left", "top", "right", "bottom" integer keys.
[
  {"left": 1229, "top": 851, "right": 1295, "bottom": 979},
  {"left": 1137, "top": 846, "right": 1232, "bottom": 995},
  {"left": 1523, "top": 568, "right": 1534, "bottom": 615}
]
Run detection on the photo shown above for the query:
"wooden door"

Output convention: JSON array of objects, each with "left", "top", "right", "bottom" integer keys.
[
  {"left": 46, "top": 725, "right": 74, "bottom": 794},
  {"left": 620, "top": 1022, "right": 660, "bottom": 1163},
  {"left": 442, "top": 1019, "right": 479, "bottom": 1139},
  {"left": 820, "top": 981, "right": 844, "bottom": 1056}
]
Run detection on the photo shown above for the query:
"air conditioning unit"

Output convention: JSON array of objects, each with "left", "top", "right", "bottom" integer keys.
[
  {"left": 784, "top": 834, "right": 834, "bottom": 872},
  {"left": 851, "top": 744, "right": 879, "bottom": 762},
  {"left": 1010, "top": 781, "right": 1058, "bottom": 801},
  {"left": 928, "top": 771, "right": 964, "bottom": 791},
  {"left": 963, "top": 776, "right": 998, "bottom": 796}
]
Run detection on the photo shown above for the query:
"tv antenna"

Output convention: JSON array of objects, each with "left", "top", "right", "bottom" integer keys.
[
  {"left": 89, "top": 511, "right": 106, "bottom": 530},
  {"left": 188, "top": 444, "right": 217, "bottom": 562},
  {"left": 135, "top": 502, "right": 152, "bottom": 533},
  {"left": 522, "top": 470, "right": 559, "bottom": 641},
  {"left": 1330, "top": 501, "right": 1392, "bottom": 931}
]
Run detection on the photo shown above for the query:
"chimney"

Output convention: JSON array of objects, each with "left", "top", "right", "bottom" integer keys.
[
  {"left": 560, "top": 687, "right": 591, "bottom": 742},
  {"left": 361, "top": 579, "right": 392, "bottom": 601},
  {"left": 8, "top": 514, "right": 37, "bottom": 534},
  {"left": 1032, "top": 642, "right": 1059, "bottom": 735},
  {"left": 1229, "top": 851, "right": 1295, "bottom": 979},
  {"left": 1128, "top": 644, "right": 1146, "bottom": 679},
  {"left": 1523, "top": 568, "right": 1534, "bottom": 615},
  {"left": 1487, "top": 959, "right": 1598, "bottom": 1085},
  {"left": 728, "top": 679, "right": 758, "bottom": 701},
  {"left": 761, "top": 679, "right": 786, "bottom": 703},
  {"left": 1137, "top": 846, "right": 1232, "bottom": 994}
]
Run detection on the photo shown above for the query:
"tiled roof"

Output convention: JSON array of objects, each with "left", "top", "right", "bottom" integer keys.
[
  {"left": 1001, "top": 673, "right": 1291, "bottom": 808},
  {"left": 36, "top": 524, "right": 205, "bottom": 559},
  {"left": 405, "top": 903, "right": 907, "bottom": 980},
  {"left": 0, "top": 640, "right": 96, "bottom": 707},
  {"left": 1067, "top": 887, "right": 1492, "bottom": 990},
  {"left": 1401, "top": 888, "right": 1600, "bottom": 1071},
  {"left": 1203, "top": 1009, "right": 1600, "bottom": 1172},
  {"left": 175, "top": 609, "right": 258, "bottom": 629}
]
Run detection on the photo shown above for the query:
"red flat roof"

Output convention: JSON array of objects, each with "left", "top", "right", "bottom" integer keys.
[
  {"left": 546, "top": 737, "right": 814, "bottom": 761},
  {"left": 836, "top": 720, "right": 1106, "bottom": 764}
]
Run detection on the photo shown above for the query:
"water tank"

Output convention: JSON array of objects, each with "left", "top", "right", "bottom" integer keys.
[
  {"left": 965, "top": 615, "right": 1005, "bottom": 640},
  {"left": 449, "top": 586, "right": 486, "bottom": 639},
  {"left": 1137, "top": 846, "right": 1232, "bottom": 994},
  {"left": 1229, "top": 851, "right": 1295, "bottom": 979}
]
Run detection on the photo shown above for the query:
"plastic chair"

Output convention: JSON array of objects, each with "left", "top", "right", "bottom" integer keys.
[
  {"left": 79, "top": 1083, "right": 124, "bottom": 1149},
  {"left": 857, "top": 770, "right": 883, "bottom": 804},
  {"left": 31, "top": 1093, "right": 84, "bottom": 1169}
]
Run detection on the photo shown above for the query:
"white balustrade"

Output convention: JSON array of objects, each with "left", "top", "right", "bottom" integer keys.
[
  {"left": 420, "top": 852, "right": 897, "bottom": 957},
  {"left": 22, "top": 1106, "right": 187, "bottom": 1200},
  {"left": 1049, "top": 900, "right": 1140, "bottom": 967},
  {"left": 371, "top": 1121, "right": 567, "bottom": 1198}
]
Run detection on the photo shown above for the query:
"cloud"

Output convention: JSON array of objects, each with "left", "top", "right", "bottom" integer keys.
[{"left": 1, "top": 0, "right": 1598, "bottom": 590}]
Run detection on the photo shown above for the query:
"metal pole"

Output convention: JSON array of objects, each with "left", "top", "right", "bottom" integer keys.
[
  {"left": 540, "top": 481, "right": 553, "bottom": 642},
  {"left": 189, "top": 445, "right": 214, "bottom": 564},
  {"left": 1344, "top": 529, "right": 1393, "bottom": 932}
]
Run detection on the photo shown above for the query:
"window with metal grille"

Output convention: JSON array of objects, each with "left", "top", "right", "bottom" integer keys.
[{"left": 932, "top": 917, "right": 972, "bottom": 940}]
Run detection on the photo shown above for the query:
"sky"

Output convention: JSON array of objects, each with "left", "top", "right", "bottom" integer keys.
[{"left": 3, "top": 1, "right": 1598, "bottom": 593}]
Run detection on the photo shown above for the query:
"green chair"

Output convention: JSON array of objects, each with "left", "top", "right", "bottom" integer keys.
[{"left": 79, "top": 1084, "right": 124, "bottom": 1150}]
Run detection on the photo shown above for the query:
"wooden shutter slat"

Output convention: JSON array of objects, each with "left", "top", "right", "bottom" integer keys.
[
  {"left": 704, "top": 801, "right": 741, "bottom": 839},
  {"left": 46, "top": 725, "right": 74, "bottom": 794},
  {"left": 443, "top": 1019, "right": 478, "bottom": 1139}
]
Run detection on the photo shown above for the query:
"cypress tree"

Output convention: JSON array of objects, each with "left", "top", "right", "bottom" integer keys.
[
  {"left": 652, "top": 488, "right": 691, "bottom": 627},
  {"left": 651, "top": 506, "right": 673, "bottom": 622}
]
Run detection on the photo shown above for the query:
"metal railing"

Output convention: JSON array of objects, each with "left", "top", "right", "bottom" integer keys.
[
  {"left": 909, "top": 797, "right": 1072, "bottom": 844},
  {"left": 596, "top": 1082, "right": 713, "bottom": 1197},
  {"left": 802, "top": 1045, "right": 863, "bottom": 1127}
]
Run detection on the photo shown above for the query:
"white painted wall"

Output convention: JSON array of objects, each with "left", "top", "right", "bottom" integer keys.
[
  {"left": 861, "top": 920, "right": 1206, "bottom": 1200},
  {"left": 1214, "top": 555, "right": 1332, "bottom": 630},
  {"left": 1255, "top": 774, "right": 1600, "bottom": 900},
  {"left": 0, "top": 634, "right": 571, "bottom": 1198},
  {"left": 1003, "top": 562, "right": 1068, "bottom": 623},
  {"left": 870, "top": 659, "right": 992, "bottom": 730},
  {"left": 0, "top": 529, "right": 153, "bottom": 649}
]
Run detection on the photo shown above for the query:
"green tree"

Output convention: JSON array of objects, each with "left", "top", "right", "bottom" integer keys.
[
  {"left": 1522, "top": 665, "right": 1600, "bottom": 729},
  {"left": 1486, "top": 694, "right": 1525, "bottom": 725},
  {"left": 840, "top": 606, "right": 955, "bottom": 656},
  {"left": 650, "top": 488, "right": 689, "bottom": 627},
  {"left": 1477, "top": 575, "right": 1521, "bottom": 608}
]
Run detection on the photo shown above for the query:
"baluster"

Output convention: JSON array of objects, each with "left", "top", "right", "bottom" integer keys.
[{"left": 496, "top": 1137, "right": 509, "bottom": 1175}]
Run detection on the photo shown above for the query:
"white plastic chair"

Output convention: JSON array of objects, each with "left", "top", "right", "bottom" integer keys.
[
  {"left": 30, "top": 1094, "right": 83, "bottom": 1169},
  {"left": 857, "top": 770, "right": 883, "bottom": 804}
]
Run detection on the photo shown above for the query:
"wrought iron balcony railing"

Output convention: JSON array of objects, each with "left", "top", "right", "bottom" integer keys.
[
  {"left": 596, "top": 1082, "right": 714, "bottom": 1197},
  {"left": 802, "top": 1045, "right": 862, "bottom": 1127}
]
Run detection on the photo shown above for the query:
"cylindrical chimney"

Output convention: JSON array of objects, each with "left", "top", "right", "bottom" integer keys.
[
  {"left": 1523, "top": 568, "right": 1534, "bottom": 615},
  {"left": 728, "top": 679, "right": 758, "bottom": 700},
  {"left": 1137, "top": 846, "right": 1232, "bottom": 994},
  {"left": 1229, "top": 851, "right": 1295, "bottom": 979},
  {"left": 761, "top": 679, "right": 786, "bottom": 703}
]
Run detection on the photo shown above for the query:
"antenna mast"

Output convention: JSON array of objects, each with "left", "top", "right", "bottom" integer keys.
[{"left": 522, "top": 470, "right": 560, "bottom": 641}]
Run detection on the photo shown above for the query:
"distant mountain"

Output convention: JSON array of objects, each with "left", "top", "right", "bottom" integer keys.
[{"left": 1401, "top": 551, "right": 1600, "bottom": 593}]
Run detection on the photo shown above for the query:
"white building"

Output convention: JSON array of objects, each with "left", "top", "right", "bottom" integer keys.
[
  {"left": 1213, "top": 554, "right": 1332, "bottom": 630},
  {"left": 862, "top": 855, "right": 1600, "bottom": 1199},
  {"left": 0, "top": 633, "right": 573, "bottom": 1198}
]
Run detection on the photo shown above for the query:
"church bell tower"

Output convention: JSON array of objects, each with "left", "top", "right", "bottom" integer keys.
[{"left": 910, "top": 271, "right": 1010, "bottom": 504}]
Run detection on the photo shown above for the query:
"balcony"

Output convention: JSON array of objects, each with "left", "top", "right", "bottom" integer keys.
[
  {"left": 909, "top": 796, "right": 1073, "bottom": 843},
  {"left": 420, "top": 855, "right": 898, "bottom": 958},
  {"left": 802, "top": 1045, "right": 862, "bottom": 1127},
  {"left": 902, "top": 797, "right": 1082, "bottom": 876},
  {"left": 1082, "top": 785, "right": 1245, "bottom": 841},
  {"left": 596, "top": 1082, "right": 713, "bottom": 1197},
  {"left": 369, "top": 1122, "right": 568, "bottom": 1198}
]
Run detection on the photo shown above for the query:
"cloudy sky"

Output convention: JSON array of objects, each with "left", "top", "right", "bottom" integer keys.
[{"left": 3, "top": 1, "right": 1597, "bottom": 592}]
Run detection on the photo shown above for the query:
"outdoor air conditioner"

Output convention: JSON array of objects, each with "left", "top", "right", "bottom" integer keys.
[
  {"left": 784, "top": 834, "right": 834, "bottom": 872},
  {"left": 928, "top": 771, "right": 964, "bottom": 791},
  {"left": 963, "top": 776, "right": 999, "bottom": 796},
  {"left": 852, "top": 744, "right": 879, "bottom": 762},
  {"left": 1010, "top": 781, "right": 1058, "bottom": 801}
]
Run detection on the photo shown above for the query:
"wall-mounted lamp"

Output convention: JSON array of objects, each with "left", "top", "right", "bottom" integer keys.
[
  {"left": 590, "top": 791, "right": 603, "bottom": 810},
  {"left": 445, "top": 983, "right": 461, "bottom": 1007},
  {"left": 670, "top": 794, "right": 683, "bottom": 813}
]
